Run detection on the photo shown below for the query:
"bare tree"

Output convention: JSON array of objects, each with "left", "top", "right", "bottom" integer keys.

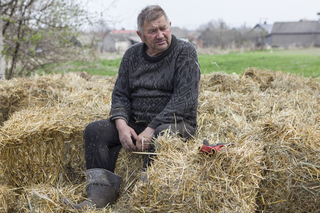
[
  {"left": 82, "top": 18, "right": 111, "bottom": 54},
  {"left": 0, "top": 5, "right": 5, "bottom": 80},
  {"left": 1, "top": 0, "right": 89, "bottom": 79},
  {"left": 198, "top": 19, "right": 262, "bottom": 50}
]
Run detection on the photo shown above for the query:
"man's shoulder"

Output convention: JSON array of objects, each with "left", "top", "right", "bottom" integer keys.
[
  {"left": 176, "top": 38, "right": 195, "bottom": 47},
  {"left": 173, "top": 38, "right": 198, "bottom": 60},
  {"left": 123, "top": 42, "right": 143, "bottom": 58}
]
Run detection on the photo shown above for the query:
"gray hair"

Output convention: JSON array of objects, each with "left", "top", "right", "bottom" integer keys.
[{"left": 137, "top": 5, "right": 170, "bottom": 36}]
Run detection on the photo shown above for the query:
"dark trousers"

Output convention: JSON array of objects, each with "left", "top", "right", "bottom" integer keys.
[{"left": 84, "top": 118, "right": 195, "bottom": 173}]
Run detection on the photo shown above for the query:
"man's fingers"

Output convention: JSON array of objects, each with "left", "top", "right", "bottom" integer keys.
[
  {"left": 137, "top": 138, "right": 151, "bottom": 151},
  {"left": 120, "top": 137, "right": 136, "bottom": 151},
  {"left": 122, "top": 143, "right": 129, "bottom": 150},
  {"left": 127, "top": 137, "right": 137, "bottom": 151},
  {"left": 128, "top": 141, "right": 137, "bottom": 151},
  {"left": 131, "top": 130, "right": 138, "bottom": 141},
  {"left": 144, "top": 143, "right": 151, "bottom": 151},
  {"left": 141, "top": 138, "right": 150, "bottom": 151}
]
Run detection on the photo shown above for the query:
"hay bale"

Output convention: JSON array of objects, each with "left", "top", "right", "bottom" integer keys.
[
  {"left": 0, "top": 73, "right": 116, "bottom": 186},
  {"left": 0, "top": 106, "right": 109, "bottom": 186},
  {"left": 0, "top": 149, "right": 144, "bottom": 213},
  {"left": 0, "top": 73, "right": 116, "bottom": 126},
  {"left": 257, "top": 119, "right": 320, "bottom": 212},
  {"left": 1, "top": 184, "right": 86, "bottom": 212},
  {"left": 0, "top": 185, "right": 9, "bottom": 212},
  {"left": 241, "top": 67, "right": 274, "bottom": 91},
  {"left": 0, "top": 69, "right": 320, "bottom": 212},
  {"left": 112, "top": 134, "right": 264, "bottom": 212}
]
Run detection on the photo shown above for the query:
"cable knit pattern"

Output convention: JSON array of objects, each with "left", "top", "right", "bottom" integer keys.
[{"left": 110, "top": 35, "right": 200, "bottom": 129}]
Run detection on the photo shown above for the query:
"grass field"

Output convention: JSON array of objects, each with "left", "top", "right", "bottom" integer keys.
[
  {"left": 49, "top": 57, "right": 122, "bottom": 76},
  {"left": 40, "top": 48, "right": 320, "bottom": 78},
  {"left": 199, "top": 48, "right": 320, "bottom": 78}
]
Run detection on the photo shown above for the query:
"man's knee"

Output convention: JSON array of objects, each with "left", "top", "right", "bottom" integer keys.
[
  {"left": 84, "top": 119, "right": 116, "bottom": 141},
  {"left": 153, "top": 122, "right": 195, "bottom": 139}
]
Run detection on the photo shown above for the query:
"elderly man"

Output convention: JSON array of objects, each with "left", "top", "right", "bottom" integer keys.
[{"left": 64, "top": 5, "right": 200, "bottom": 209}]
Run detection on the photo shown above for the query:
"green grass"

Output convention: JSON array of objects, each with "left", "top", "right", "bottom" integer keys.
[
  {"left": 198, "top": 48, "right": 320, "bottom": 78},
  {"left": 36, "top": 58, "right": 122, "bottom": 76},
  {"left": 36, "top": 48, "right": 320, "bottom": 78}
]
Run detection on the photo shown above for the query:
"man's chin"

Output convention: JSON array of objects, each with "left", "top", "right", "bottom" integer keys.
[{"left": 155, "top": 42, "right": 169, "bottom": 50}]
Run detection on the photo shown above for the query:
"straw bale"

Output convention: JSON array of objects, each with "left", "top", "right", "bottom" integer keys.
[
  {"left": 0, "top": 185, "right": 9, "bottom": 212},
  {"left": 114, "top": 149, "right": 145, "bottom": 193},
  {"left": 241, "top": 67, "right": 274, "bottom": 91},
  {"left": 1, "top": 69, "right": 320, "bottom": 212},
  {"left": 0, "top": 73, "right": 117, "bottom": 187},
  {"left": 2, "top": 184, "right": 87, "bottom": 212},
  {"left": 112, "top": 133, "right": 264, "bottom": 213},
  {"left": 0, "top": 149, "right": 143, "bottom": 213},
  {"left": 200, "top": 72, "right": 242, "bottom": 92},
  {"left": 0, "top": 106, "right": 110, "bottom": 186},
  {"left": 0, "top": 73, "right": 116, "bottom": 126},
  {"left": 257, "top": 117, "right": 320, "bottom": 212}
]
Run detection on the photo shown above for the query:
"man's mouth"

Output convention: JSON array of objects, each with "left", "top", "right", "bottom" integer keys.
[{"left": 155, "top": 40, "right": 167, "bottom": 45}]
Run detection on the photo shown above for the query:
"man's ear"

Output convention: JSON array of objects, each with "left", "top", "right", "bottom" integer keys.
[{"left": 137, "top": 31, "right": 144, "bottom": 42}]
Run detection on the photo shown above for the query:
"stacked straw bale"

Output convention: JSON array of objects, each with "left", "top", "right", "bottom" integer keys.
[
  {"left": 0, "top": 68, "right": 320, "bottom": 212},
  {"left": 0, "top": 73, "right": 116, "bottom": 186},
  {"left": 114, "top": 135, "right": 264, "bottom": 212},
  {"left": 0, "top": 185, "right": 9, "bottom": 212}
]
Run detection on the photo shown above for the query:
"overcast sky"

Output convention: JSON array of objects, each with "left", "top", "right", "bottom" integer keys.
[{"left": 86, "top": 0, "right": 320, "bottom": 30}]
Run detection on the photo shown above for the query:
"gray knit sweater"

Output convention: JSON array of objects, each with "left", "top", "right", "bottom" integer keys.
[{"left": 109, "top": 35, "right": 200, "bottom": 129}]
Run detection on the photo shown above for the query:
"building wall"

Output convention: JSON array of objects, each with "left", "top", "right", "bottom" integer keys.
[
  {"left": 115, "top": 41, "right": 131, "bottom": 53},
  {"left": 102, "top": 35, "right": 116, "bottom": 52},
  {"left": 270, "top": 34, "right": 319, "bottom": 47},
  {"left": 316, "top": 34, "right": 320, "bottom": 46}
]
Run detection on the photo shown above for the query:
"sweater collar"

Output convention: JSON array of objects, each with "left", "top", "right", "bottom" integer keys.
[{"left": 142, "top": 34, "right": 177, "bottom": 63}]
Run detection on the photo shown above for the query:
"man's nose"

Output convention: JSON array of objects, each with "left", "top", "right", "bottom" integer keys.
[{"left": 156, "top": 30, "right": 164, "bottom": 39}]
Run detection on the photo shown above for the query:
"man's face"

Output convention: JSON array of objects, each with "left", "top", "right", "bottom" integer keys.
[{"left": 137, "top": 15, "right": 172, "bottom": 57}]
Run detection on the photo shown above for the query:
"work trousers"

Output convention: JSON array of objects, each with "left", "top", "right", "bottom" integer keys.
[{"left": 84, "top": 118, "right": 195, "bottom": 173}]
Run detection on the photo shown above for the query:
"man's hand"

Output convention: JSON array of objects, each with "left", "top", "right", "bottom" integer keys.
[
  {"left": 115, "top": 119, "right": 138, "bottom": 151},
  {"left": 136, "top": 127, "right": 155, "bottom": 151}
]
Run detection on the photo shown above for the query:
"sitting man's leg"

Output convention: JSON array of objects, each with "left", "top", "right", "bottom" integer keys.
[
  {"left": 62, "top": 119, "right": 123, "bottom": 209},
  {"left": 85, "top": 119, "right": 123, "bottom": 172},
  {"left": 63, "top": 118, "right": 144, "bottom": 209}
]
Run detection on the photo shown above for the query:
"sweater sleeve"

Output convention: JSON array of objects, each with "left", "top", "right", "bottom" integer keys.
[
  {"left": 148, "top": 44, "right": 201, "bottom": 129},
  {"left": 109, "top": 53, "right": 132, "bottom": 122}
]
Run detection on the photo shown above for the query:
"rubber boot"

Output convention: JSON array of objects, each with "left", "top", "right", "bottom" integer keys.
[{"left": 62, "top": 168, "right": 122, "bottom": 210}]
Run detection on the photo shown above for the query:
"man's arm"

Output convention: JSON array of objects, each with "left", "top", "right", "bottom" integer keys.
[{"left": 109, "top": 52, "right": 133, "bottom": 122}]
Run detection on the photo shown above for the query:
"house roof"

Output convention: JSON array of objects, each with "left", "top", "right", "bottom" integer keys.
[
  {"left": 253, "top": 24, "right": 273, "bottom": 34},
  {"left": 271, "top": 21, "right": 320, "bottom": 34}
]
